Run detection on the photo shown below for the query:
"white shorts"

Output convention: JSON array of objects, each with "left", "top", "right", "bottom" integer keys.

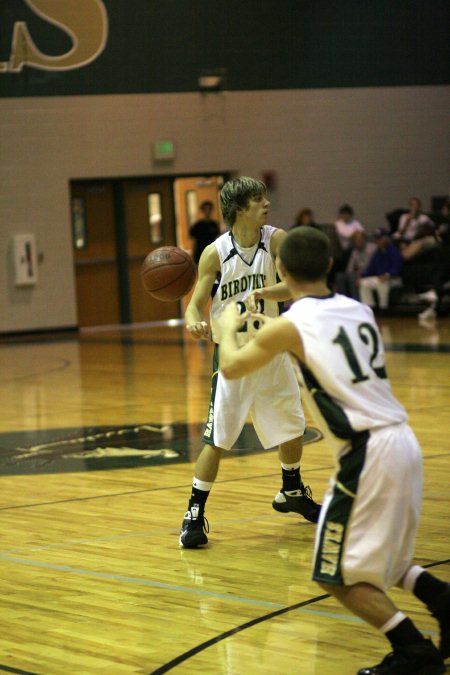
[
  {"left": 203, "top": 346, "right": 305, "bottom": 450},
  {"left": 313, "top": 423, "right": 422, "bottom": 590}
]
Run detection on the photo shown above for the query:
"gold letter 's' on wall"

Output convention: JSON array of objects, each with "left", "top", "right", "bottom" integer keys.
[{"left": 8, "top": 0, "right": 108, "bottom": 72}]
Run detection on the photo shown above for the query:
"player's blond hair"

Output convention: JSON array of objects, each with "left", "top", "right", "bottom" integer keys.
[{"left": 220, "top": 176, "right": 266, "bottom": 228}]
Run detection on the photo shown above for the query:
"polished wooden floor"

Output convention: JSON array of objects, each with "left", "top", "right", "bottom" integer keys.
[{"left": 0, "top": 316, "right": 449, "bottom": 674}]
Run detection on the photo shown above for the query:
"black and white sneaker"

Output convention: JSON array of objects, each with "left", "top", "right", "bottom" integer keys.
[
  {"left": 272, "top": 484, "right": 321, "bottom": 523},
  {"left": 179, "top": 508, "right": 209, "bottom": 548},
  {"left": 357, "top": 639, "right": 445, "bottom": 674},
  {"left": 429, "top": 582, "right": 450, "bottom": 660}
]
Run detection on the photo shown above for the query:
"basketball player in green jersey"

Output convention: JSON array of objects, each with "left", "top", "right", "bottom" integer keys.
[
  {"left": 217, "top": 226, "right": 449, "bottom": 674},
  {"left": 179, "top": 177, "right": 320, "bottom": 548}
]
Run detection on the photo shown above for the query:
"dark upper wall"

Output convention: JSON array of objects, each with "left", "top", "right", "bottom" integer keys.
[{"left": 1, "top": 0, "right": 449, "bottom": 97}]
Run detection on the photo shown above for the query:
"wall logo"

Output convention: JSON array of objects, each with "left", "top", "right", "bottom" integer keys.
[{"left": 0, "top": 0, "right": 108, "bottom": 74}]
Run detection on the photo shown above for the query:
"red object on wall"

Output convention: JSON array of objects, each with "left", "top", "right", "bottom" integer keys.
[{"left": 261, "top": 170, "right": 277, "bottom": 192}]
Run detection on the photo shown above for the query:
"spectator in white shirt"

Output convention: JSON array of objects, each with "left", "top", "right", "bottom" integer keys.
[
  {"left": 393, "top": 197, "right": 434, "bottom": 243},
  {"left": 334, "top": 204, "right": 365, "bottom": 251}
]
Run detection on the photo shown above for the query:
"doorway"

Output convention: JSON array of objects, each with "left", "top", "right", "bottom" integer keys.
[
  {"left": 71, "top": 173, "right": 228, "bottom": 327},
  {"left": 173, "top": 175, "right": 225, "bottom": 252}
]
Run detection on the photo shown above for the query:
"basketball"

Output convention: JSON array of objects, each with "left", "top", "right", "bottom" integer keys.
[{"left": 141, "top": 246, "right": 197, "bottom": 301}]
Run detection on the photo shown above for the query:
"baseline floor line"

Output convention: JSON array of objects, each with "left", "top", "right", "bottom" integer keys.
[
  {"left": 1, "top": 445, "right": 444, "bottom": 512},
  {"left": 0, "top": 552, "right": 298, "bottom": 608},
  {"left": 0, "top": 464, "right": 333, "bottom": 511},
  {"left": 1, "top": 553, "right": 447, "bottom": 623},
  {"left": 0, "top": 513, "right": 293, "bottom": 554}
]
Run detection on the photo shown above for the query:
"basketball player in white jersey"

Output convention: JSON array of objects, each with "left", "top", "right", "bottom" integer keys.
[
  {"left": 218, "top": 226, "right": 449, "bottom": 674},
  {"left": 179, "top": 177, "right": 320, "bottom": 548}
]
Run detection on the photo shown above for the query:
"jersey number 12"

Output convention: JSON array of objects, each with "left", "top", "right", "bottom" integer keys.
[{"left": 333, "top": 323, "right": 387, "bottom": 383}]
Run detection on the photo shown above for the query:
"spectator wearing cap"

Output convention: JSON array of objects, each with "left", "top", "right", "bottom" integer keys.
[{"left": 359, "top": 228, "right": 403, "bottom": 312}]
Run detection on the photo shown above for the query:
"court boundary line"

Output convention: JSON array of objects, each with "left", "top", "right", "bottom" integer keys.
[
  {"left": 149, "top": 559, "right": 450, "bottom": 674},
  {"left": 0, "top": 666, "right": 41, "bottom": 675},
  {"left": 2, "top": 447, "right": 448, "bottom": 512},
  {"left": 0, "top": 550, "right": 447, "bottom": 675},
  {"left": 0, "top": 464, "right": 333, "bottom": 511},
  {"left": 0, "top": 358, "right": 71, "bottom": 384}
]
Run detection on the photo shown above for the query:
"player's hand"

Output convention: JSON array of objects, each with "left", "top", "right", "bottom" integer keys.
[
  {"left": 186, "top": 321, "right": 209, "bottom": 340},
  {"left": 246, "top": 290, "right": 264, "bottom": 312},
  {"left": 221, "top": 303, "right": 249, "bottom": 332},
  {"left": 249, "top": 312, "right": 273, "bottom": 328}
]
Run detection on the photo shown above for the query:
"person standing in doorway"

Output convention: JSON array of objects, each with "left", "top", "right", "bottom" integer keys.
[{"left": 189, "top": 200, "right": 220, "bottom": 265}]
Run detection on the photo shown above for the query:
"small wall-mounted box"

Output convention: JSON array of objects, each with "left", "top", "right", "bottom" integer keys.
[{"left": 13, "top": 234, "right": 38, "bottom": 286}]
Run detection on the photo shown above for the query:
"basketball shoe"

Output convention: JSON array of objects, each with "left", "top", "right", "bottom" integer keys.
[
  {"left": 357, "top": 639, "right": 445, "bottom": 674},
  {"left": 179, "top": 506, "right": 209, "bottom": 548},
  {"left": 272, "top": 483, "right": 321, "bottom": 523},
  {"left": 429, "top": 582, "right": 450, "bottom": 659}
]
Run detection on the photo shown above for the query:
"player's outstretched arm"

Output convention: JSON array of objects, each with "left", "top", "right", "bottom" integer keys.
[
  {"left": 246, "top": 281, "right": 292, "bottom": 311},
  {"left": 185, "top": 244, "right": 220, "bottom": 340},
  {"left": 218, "top": 304, "right": 304, "bottom": 379},
  {"left": 246, "top": 228, "right": 292, "bottom": 310}
]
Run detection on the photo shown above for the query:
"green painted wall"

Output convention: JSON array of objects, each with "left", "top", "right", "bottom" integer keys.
[{"left": 1, "top": 0, "right": 449, "bottom": 97}]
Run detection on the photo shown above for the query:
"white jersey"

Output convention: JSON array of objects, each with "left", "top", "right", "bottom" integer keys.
[
  {"left": 284, "top": 293, "right": 407, "bottom": 455},
  {"left": 210, "top": 226, "right": 281, "bottom": 344}
]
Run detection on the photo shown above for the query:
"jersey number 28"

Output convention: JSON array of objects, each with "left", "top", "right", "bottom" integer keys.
[{"left": 236, "top": 299, "right": 265, "bottom": 333}]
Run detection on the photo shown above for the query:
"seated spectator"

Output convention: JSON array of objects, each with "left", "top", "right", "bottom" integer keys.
[
  {"left": 333, "top": 204, "right": 365, "bottom": 274},
  {"left": 290, "top": 208, "right": 319, "bottom": 229},
  {"left": 334, "top": 204, "right": 365, "bottom": 252},
  {"left": 385, "top": 207, "right": 408, "bottom": 235},
  {"left": 431, "top": 198, "right": 450, "bottom": 228},
  {"left": 335, "top": 230, "right": 376, "bottom": 299},
  {"left": 417, "top": 207, "right": 450, "bottom": 320},
  {"left": 400, "top": 221, "right": 439, "bottom": 261},
  {"left": 359, "top": 228, "right": 403, "bottom": 312},
  {"left": 437, "top": 201, "right": 450, "bottom": 243},
  {"left": 393, "top": 197, "right": 434, "bottom": 243}
]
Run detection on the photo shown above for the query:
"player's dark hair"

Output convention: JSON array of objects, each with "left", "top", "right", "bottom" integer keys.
[
  {"left": 200, "top": 200, "right": 214, "bottom": 210},
  {"left": 338, "top": 203, "right": 354, "bottom": 217},
  {"left": 220, "top": 176, "right": 266, "bottom": 227},
  {"left": 279, "top": 227, "right": 331, "bottom": 281}
]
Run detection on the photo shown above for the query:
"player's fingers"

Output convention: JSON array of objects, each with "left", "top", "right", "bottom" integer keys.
[
  {"left": 239, "top": 309, "right": 250, "bottom": 323},
  {"left": 246, "top": 293, "right": 258, "bottom": 312},
  {"left": 250, "top": 312, "right": 271, "bottom": 325},
  {"left": 199, "top": 322, "right": 209, "bottom": 338},
  {"left": 187, "top": 323, "right": 206, "bottom": 338}
]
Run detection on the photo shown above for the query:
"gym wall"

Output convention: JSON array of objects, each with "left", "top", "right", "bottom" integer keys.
[{"left": 1, "top": 0, "right": 449, "bottom": 332}]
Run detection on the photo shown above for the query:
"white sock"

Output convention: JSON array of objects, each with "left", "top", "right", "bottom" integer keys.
[
  {"left": 380, "top": 611, "right": 407, "bottom": 634},
  {"left": 401, "top": 565, "right": 425, "bottom": 592},
  {"left": 192, "top": 477, "right": 214, "bottom": 492},
  {"left": 281, "top": 461, "right": 301, "bottom": 471}
]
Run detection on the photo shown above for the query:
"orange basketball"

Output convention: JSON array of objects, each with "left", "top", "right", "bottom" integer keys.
[{"left": 141, "top": 246, "right": 197, "bottom": 302}]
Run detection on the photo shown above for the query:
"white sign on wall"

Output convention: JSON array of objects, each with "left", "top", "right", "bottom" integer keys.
[{"left": 13, "top": 234, "right": 38, "bottom": 286}]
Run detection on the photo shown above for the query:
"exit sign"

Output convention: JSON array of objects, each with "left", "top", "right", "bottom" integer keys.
[{"left": 153, "top": 140, "right": 176, "bottom": 161}]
